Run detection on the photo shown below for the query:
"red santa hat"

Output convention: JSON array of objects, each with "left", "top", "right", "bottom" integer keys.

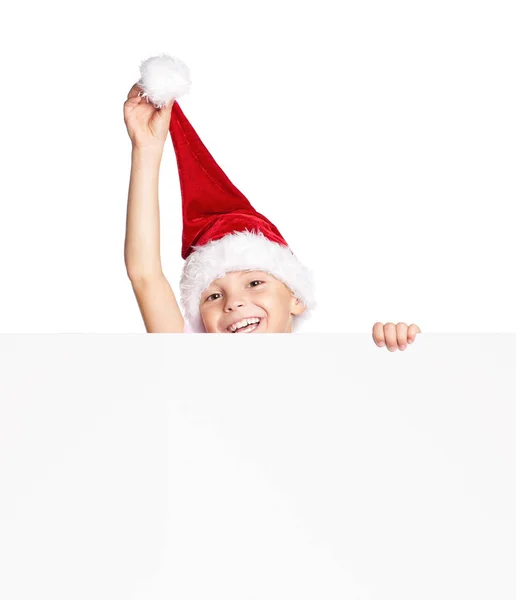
[{"left": 137, "top": 54, "right": 317, "bottom": 333}]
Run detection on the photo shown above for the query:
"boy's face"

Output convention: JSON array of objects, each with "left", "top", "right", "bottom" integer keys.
[{"left": 199, "top": 270, "right": 306, "bottom": 333}]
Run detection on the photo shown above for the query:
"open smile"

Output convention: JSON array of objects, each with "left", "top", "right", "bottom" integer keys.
[{"left": 226, "top": 317, "right": 264, "bottom": 333}]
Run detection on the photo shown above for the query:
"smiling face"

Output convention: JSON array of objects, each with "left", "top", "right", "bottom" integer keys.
[{"left": 199, "top": 270, "right": 306, "bottom": 333}]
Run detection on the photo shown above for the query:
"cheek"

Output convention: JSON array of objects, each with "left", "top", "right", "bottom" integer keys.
[{"left": 202, "top": 307, "right": 223, "bottom": 331}]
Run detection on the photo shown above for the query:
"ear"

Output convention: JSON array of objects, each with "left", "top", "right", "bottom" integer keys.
[{"left": 290, "top": 294, "right": 306, "bottom": 317}]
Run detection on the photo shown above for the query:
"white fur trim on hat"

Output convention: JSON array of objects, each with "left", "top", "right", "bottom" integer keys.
[{"left": 179, "top": 230, "right": 317, "bottom": 333}]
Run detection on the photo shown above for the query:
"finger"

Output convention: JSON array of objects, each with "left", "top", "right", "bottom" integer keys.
[
  {"left": 372, "top": 322, "right": 385, "bottom": 347},
  {"left": 127, "top": 82, "right": 144, "bottom": 100},
  {"left": 157, "top": 98, "right": 174, "bottom": 117},
  {"left": 123, "top": 94, "right": 143, "bottom": 114},
  {"left": 396, "top": 322, "right": 408, "bottom": 350},
  {"left": 407, "top": 324, "right": 421, "bottom": 343},
  {"left": 384, "top": 322, "right": 398, "bottom": 351}
]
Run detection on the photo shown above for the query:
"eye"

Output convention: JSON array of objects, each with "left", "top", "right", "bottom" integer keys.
[{"left": 205, "top": 281, "right": 264, "bottom": 302}]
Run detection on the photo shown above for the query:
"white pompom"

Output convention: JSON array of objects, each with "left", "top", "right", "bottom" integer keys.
[{"left": 137, "top": 54, "right": 191, "bottom": 108}]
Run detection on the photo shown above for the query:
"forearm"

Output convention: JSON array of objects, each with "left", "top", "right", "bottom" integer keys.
[{"left": 124, "top": 147, "right": 164, "bottom": 280}]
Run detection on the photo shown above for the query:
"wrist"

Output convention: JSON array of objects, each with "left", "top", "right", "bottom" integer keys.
[
  {"left": 131, "top": 146, "right": 163, "bottom": 169},
  {"left": 131, "top": 145, "right": 164, "bottom": 159}
]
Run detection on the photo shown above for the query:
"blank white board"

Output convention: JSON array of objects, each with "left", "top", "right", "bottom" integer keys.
[{"left": 0, "top": 334, "right": 514, "bottom": 599}]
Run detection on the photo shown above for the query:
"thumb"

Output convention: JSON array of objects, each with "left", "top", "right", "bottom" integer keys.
[{"left": 158, "top": 98, "right": 174, "bottom": 119}]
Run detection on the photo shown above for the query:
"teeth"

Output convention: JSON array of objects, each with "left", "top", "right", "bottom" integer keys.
[
  {"left": 229, "top": 317, "right": 260, "bottom": 332},
  {"left": 239, "top": 325, "right": 257, "bottom": 334}
]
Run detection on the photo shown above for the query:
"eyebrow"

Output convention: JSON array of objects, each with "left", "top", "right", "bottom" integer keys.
[{"left": 203, "top": 272, "right": 267, "bottom": 295}]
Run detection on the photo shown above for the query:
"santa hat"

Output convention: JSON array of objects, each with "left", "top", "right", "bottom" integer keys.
[{"left": 137, "top": 54, "right": 317, "bottom": 332}]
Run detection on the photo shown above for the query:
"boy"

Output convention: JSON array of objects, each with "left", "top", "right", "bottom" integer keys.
[{"left": 123, "top": 55, "right": 421, "bottom": 350}]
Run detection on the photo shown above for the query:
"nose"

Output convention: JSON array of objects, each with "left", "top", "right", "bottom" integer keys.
[{"left": 224, "top": 298, "right": 245, "bottom": 312}]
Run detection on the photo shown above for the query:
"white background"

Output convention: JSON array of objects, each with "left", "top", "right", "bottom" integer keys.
[
  {"left": 1, "top": 1, "right": 515, "bottom": 333},
  {"left": 1, "top": 334, "right": 515, "bottom": 599}
]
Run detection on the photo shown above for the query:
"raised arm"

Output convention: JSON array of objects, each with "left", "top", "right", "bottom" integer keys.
[
  {"left": 124, "top": 147, "right": 163, "bottom": 280},
  {"left": 130, "top": 274, "right": 184, "bottom": 333},
  {"left": 123, "top": 84, "right": 184, "bottom": 332},
  {"left": 124, "top": 148, "right": 185, "bottom": 333}
]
